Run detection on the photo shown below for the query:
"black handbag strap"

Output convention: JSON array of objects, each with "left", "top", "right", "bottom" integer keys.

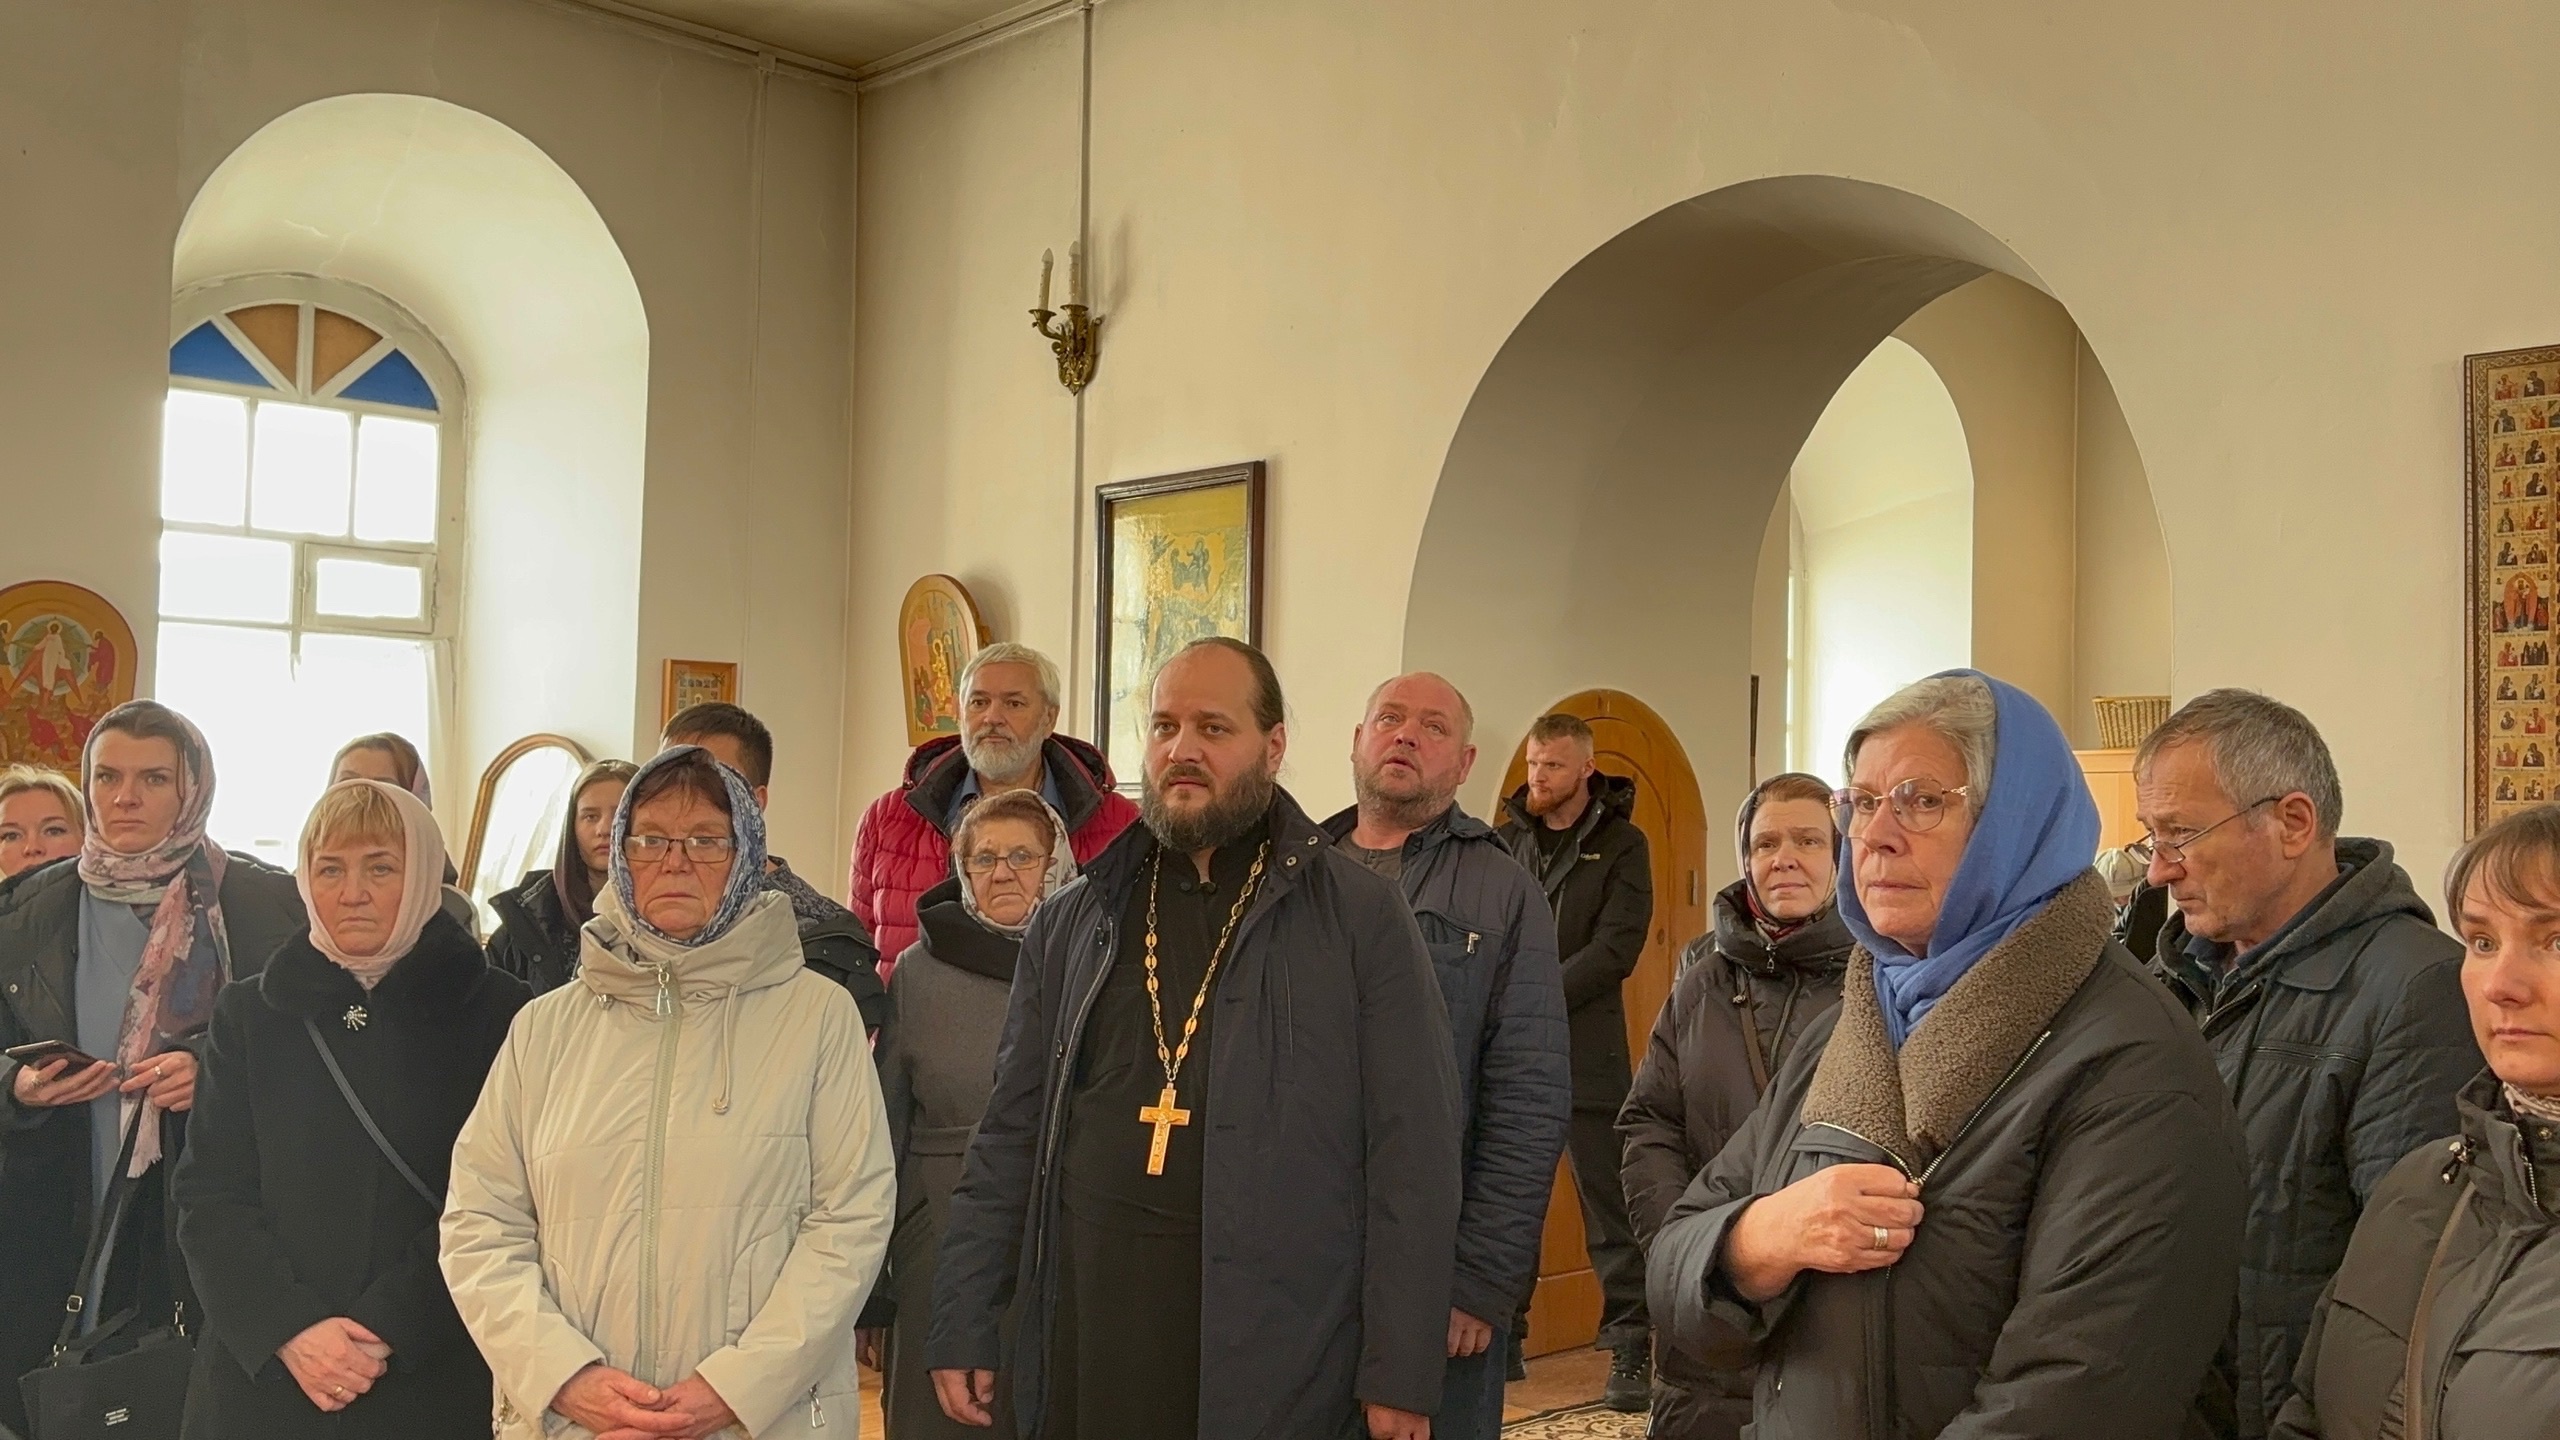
[
  {"left": 52, "top": 1104, "right": 151, "bottom": 1353},
  {"left": 302, "top": 1019, "right": 439, "bottom": 1209}
]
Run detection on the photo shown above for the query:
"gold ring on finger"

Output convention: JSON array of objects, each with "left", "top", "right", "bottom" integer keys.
[{"left": 1873, "top": 1225, "right": 1890, "bottom": 1251}]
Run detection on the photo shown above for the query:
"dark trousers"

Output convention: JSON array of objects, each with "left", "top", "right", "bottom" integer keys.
[
  {"left": 1435, "top": 1327, "right": 1509, "bottom": 1440},
  {"left": 1566, "top": 1106, "right": 1649, "bottom": 1346},
  {"left": 1517, "top": 1108, "right": 1650, "bottom": 1351}
]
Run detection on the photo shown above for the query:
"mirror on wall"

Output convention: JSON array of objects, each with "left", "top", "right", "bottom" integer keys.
[{"left": 460, "top": 733, "right": 593, "bottom": 932}]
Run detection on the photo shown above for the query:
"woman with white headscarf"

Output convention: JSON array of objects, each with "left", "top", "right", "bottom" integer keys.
[
  {"left": 0, "top": 701, "right": 304, "bottom": 1439},
  {"left": 441, "top": 745, "right": 894, "bottom": 1440},
  {"left": 175, "top": 779, "right": 526, "bottom": 1437},
  {"left": 869, "top": 787, "right": 1077, "bottom": 1439}
]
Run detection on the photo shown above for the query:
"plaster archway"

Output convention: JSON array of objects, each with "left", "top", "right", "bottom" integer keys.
[
  {"left": 1406, "top": 177, "right": 2160, "bottom": 885},
  {"left": 173, "top": 93, "right": 650, "bottom": 826}
]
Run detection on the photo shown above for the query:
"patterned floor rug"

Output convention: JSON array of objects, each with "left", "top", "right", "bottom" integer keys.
[{"left": 1501, "top": 1404, "right": 1648, "bottom": 1438}]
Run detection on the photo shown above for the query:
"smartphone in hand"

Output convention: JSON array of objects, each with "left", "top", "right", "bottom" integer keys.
[{"left": 4, "top": 1039, "right": 109, "bottom": 1071}]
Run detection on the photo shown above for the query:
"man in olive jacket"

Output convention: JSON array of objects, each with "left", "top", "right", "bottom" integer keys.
[
  {"left": 1325, "top": 672, "right": 1570, "bottom": 1440},
  {"left": 2134, "top": 690, "right": 2480, "bottom": 1438},
  {"left": 929, "top": 640, "right": 1463, "bottom": 1440},
  {"left": 1496, "top": 713, "right": 1654, "bottom": 1402}
]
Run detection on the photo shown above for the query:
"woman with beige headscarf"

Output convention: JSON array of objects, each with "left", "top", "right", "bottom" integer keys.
[{"left": 174, "top": 779, "right": 528, "bottom": 1438}]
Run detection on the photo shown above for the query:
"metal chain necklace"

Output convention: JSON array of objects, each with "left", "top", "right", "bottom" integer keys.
[{"left": 1135, "top": 840, "right": 1269, "bottom": 1175}]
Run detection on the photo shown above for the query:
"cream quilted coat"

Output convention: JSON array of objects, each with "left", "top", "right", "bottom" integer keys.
[{"left": 441, "top": 890, "right": 894, "bottom": 1439}]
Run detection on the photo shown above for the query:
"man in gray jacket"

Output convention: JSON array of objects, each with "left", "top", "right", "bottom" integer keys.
[
  {"left": 2133, "top": 689, "right": 2482, "bottom": 1437},
  {"left": 1325, "top": 672, "right": 1571, "bottom": 1440}
]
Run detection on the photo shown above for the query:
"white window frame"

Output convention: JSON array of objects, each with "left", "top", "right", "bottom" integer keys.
[{"left": 163, "top": 274, "right": 470, "bottom": 784}]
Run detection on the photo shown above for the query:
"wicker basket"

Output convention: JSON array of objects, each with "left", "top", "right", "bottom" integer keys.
[{"left": 2094, "top": 695, "right": 2171, "bottom": 751}]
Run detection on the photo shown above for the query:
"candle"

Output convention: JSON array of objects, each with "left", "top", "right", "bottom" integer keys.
[
  {"left": 1039, "top": 248, "right": 1054, "bottom": 312},
  {"left": 1069, "top": 241, "right": 1084, "bottom": 306}
]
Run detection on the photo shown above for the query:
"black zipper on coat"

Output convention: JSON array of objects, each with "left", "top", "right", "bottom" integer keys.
[
  {"left": 1030, "top": 912, "right": 1120, "bottom": 1277},
  {"left": 1806, "top": 1028, "right": 2054, "bottom": 1436}
]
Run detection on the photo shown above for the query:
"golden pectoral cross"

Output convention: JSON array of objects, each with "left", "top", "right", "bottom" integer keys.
[{"left": 1137, "top": 1084, "right": 1192, "bottom": 1176}]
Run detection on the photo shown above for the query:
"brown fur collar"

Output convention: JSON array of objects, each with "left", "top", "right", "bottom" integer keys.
[{"left": 1801, "top": 870, "right": 2114, "bottom": 1173}]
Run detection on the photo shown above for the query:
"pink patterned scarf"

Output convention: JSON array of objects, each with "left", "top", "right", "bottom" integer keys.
[{"left": 75, "top": 704, "right": 230, "bottom": 1178}]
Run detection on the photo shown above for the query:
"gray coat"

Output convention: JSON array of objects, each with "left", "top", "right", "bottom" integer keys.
[
  {"left": 2272, "top": 1073, "right": 2560, "bottom": 1440},
  {"left": 1321, "top": 801, "right": 1571, "bottom": 1326},
  {"left": 1649, "top": 873, "right": 2249, "bottom": 1439},
  {"left": 927, "top": 790, "right": 1464, "bottom": 1438},
  {"left": 878, "top": 878, "right": 1021, "bottom": 1440},
  {"left": 2151, "top": 839, "right": 2482, "bottom": 1436}
]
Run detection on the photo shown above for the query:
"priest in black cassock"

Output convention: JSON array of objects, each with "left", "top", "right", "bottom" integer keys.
[{"left": 927, "top": 637, "right": 1465, "bottom": 1440}]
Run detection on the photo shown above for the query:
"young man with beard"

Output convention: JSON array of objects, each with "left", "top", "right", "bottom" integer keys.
[
  {"left": 1494, "top": 713, "right": 1654, "bottom": 1405},
  {"left": 849, "top": 643, "right": 1137, "bottom": 966},
  {"left": 928, "top": 638, "right": 1463, "bottom": 1440},
  {"left": 1323, "top": 672, "right": 1570, "bottom": 1440}
]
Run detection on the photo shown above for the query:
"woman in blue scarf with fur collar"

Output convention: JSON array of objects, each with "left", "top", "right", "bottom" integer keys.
[{"left": 1647, "top": 672, "right": 2250, "bottom": 1440}]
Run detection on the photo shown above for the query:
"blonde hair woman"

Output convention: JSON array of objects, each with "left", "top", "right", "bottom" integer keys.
[
  {"left": 0, "top": 765, "right": 83, "bottom": 879},
  {"left": 175, "top": 780, "right": 527, "bottom": 1438}
]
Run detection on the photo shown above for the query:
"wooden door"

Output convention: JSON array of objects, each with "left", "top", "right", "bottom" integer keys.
[
  {"left": 2075, "top": 749, "right": 2143, "bottom": 849},
  {"left": 1497, "top": 689, "right": 1708, "bottom": 1356}
]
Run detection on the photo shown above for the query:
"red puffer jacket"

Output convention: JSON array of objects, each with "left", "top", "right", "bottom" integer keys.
[{"left": 847, "top": 733, "right": 1139, "bottom": 967}]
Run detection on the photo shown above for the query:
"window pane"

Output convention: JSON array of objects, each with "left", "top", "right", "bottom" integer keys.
[
  {"left": 160, "top": 391, "right": 249, "bottom": 526},
  {"left": 159, "top": 532, "right": 291, "bottom": 623},
  {"left": 155, "top": 624, "right": 434, "bottom": 868},
  {"left": 154, "top": 622, "right": 298, "bottom": 865},
  {"left": 249, "top": 402, "right": 352, "bottom": 537},
  {"left": 313, "top": 556, "right": 424, "bottom": 620},
  {"left": 353, "top": 417, "right": 439, "bottom": 543}
]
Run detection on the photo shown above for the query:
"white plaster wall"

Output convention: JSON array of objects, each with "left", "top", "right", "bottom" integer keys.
[
  {"left": 1896, "top": 275, "right": 2083, "bottom": 734},
  {"left": 1748, "top": 480, "right": 1793, "bottom": 784},
  {"left": 0, "top": 1, "right": 181, "bottom": 663},
  {"left": 1789, "top": 339, "right": 1976, "bottom": 777},
  {"left": 853, "top": 0, "right": 2508, "bottom": 882},
  {"left": 0, "top": 0, "right": 857, "bottom": 872},
  {"left": 2076, "top": 336, "right": 2175, "bottom": 722}
]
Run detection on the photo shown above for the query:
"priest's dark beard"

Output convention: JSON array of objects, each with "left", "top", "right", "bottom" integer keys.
[{"left": 1142, "top": 763, "right": 1276, "bottom": 856}]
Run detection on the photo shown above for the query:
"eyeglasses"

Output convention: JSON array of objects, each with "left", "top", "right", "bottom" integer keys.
[
  {"left": 2132, "top": 797, "right": 2278, "bottom": 866},
  {"left": 962, "top": 847, "right": 1051, "bottom": 875},
  {"left": 623, "top": 834, "right": 737, "bottom": 864},
  {"left": 1831, "top": 780, "right": 1973, "bottom": 837}
]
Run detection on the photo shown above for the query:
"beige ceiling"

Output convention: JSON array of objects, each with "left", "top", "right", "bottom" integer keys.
[{"left": 619, "top": 0, "right": 1028, "bottom": 68}]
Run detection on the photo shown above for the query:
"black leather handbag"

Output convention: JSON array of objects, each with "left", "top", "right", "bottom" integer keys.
[{"left": 18, "top": 1107, "right": 195, "bottom": 1440}]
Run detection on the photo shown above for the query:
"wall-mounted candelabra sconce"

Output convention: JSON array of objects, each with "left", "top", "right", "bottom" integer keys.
[{"left": 1032, "top": 243, "right": 1102, "bottom": 394}]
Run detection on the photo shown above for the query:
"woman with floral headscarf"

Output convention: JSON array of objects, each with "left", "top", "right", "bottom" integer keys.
[
  {"left": 441, "top": 746, "right": 895, "bottom": 1440},
  {"left": 175, "top": 780, "right": 527, "bottom": 1438},
  {"left": 0, "top": 701, "right": 304, "bottom": 1438},
  {"left": 868, "top": 787, "right": 1077, "bottom": 1440}
]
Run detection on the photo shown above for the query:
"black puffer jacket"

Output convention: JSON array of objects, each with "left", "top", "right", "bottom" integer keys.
[
  {"left": 2272, "top": 1073, "right": 2560, "bottom": 1440},
  {"left": 485, "top": 869, "right": 578, "bottom": 996},
  {"left": 1619, "top": 882, "right": 1852, "bottom": 1438},
  {"left": 2151, "top": 839, "right": 2481, "bottom": 1436},
  {"left": 174, "top": 915, "right": 527, "bottom": 1440},
  {"left": 1497, "top": 774, "right": 1653, "bottom": 1107},
  {"left": 1649, "top": 873, "right": 2249, "bottom": 1440}
]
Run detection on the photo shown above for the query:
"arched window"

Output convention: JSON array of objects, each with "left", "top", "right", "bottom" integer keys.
[{"left": 156, "top": 279, "right": 463, "bottom": 864}]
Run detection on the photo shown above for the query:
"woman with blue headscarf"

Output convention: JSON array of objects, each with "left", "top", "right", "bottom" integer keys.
[
  {"left": 440, "top": 746, "right": 895, "bottom": 1440},
  {"left": 1646, "top": 673, "right": 2250, "bottom": 1439}
]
